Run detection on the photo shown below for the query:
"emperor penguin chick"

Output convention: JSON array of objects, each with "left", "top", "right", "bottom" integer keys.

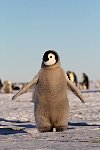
[
  {"left": 3, "top": 80, "right": 13, "bottom": 93},
  {"left": 35, "top": 50, "right": 69, "bottom": 132},
  {"left": 12, "top": 50, "right": 84, "bottom": 132}
]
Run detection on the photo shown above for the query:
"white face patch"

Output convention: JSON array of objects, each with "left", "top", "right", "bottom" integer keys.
[{"left": 44, "top": 53, "right": 56, "bottom": 66}]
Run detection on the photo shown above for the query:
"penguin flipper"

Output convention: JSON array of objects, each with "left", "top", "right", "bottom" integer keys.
[
  {"left": 65, "top": 73, "right": 85, "bottom": 103},
  {"left": 12, "top": 72, "right": 39, "bottom": 100}
]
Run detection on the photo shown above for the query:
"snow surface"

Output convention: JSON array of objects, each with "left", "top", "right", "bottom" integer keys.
[{"left": 0, "top": 89, "right": 100, "bottom": 150}]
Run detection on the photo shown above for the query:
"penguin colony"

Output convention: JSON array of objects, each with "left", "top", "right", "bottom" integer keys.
[
  {"left": 12, "top": 50, "right": 84, "bottom": 132},
  {"left": 0, "top": 80, "right": 20, "bottom": 93}
]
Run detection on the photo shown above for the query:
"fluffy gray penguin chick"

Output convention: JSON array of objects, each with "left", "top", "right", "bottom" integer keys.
[
  {"left": 34, "top": 50, "right": 69, "bottom": 132},
  {"left": 12, "top": 50, "right": 84, "bottom": 132}
]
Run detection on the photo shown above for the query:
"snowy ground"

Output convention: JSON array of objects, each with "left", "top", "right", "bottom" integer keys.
[{"left": 0, "top": 89, "right": 100, "bottom": 150}]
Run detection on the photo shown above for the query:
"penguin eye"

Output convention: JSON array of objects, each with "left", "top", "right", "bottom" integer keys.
[{"left": 49, "top": 54, "right": 54, "bottom": 59}]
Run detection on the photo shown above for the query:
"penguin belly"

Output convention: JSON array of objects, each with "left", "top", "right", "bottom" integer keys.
[{"left": 34, "top": 68, "right": 69, "bottom": 132}]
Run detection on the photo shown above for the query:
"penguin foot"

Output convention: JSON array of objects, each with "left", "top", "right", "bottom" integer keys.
[
  {"left": 56, "top": 126, "right": 67, "bottom": 132},
  {"left": 39, "top": 127, "right": 53, "bottom": 133}
]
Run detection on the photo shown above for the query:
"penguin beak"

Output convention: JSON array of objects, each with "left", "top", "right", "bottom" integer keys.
[
  {"left": 66, "top": 74, "right": 85, "bottom": 103},
  {"left": 12, "top": 73, "right": 39, "bottom": 100}
]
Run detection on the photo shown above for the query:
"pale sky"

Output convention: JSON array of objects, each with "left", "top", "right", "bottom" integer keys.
[{"left": 0, "top": 0, "right": 100, "bottom": 82}]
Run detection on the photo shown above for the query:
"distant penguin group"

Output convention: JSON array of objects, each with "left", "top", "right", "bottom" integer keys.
[
  {"left": 0, "top": 79, "right": 20, "bottom": 93},
  {"left": 67, "top": 71, "right": 89, "bottom": 90},
  {"left": 12, "top": 50, "right": 84, "bottom": 132}
]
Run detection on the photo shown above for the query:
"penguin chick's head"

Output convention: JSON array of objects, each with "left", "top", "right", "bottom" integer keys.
[{"left": 42, "top": 50, "right": 59, "bottom": 66}]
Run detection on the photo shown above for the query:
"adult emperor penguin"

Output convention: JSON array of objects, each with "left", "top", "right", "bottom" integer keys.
[
  {"left": 67, "top": 71, "right": 78, "bottom": 87},
  {"left": 12, "top": 50, "right": 84, "bottom": 132}
]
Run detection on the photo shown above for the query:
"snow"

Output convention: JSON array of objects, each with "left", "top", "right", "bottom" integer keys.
[{"left": 0, "top": 89, "right": 100, "bottom": 150}]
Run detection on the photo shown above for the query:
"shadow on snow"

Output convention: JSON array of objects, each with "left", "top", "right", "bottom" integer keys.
[{"left": 0, "top": 118, "right": 36, "bottom": 135}]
